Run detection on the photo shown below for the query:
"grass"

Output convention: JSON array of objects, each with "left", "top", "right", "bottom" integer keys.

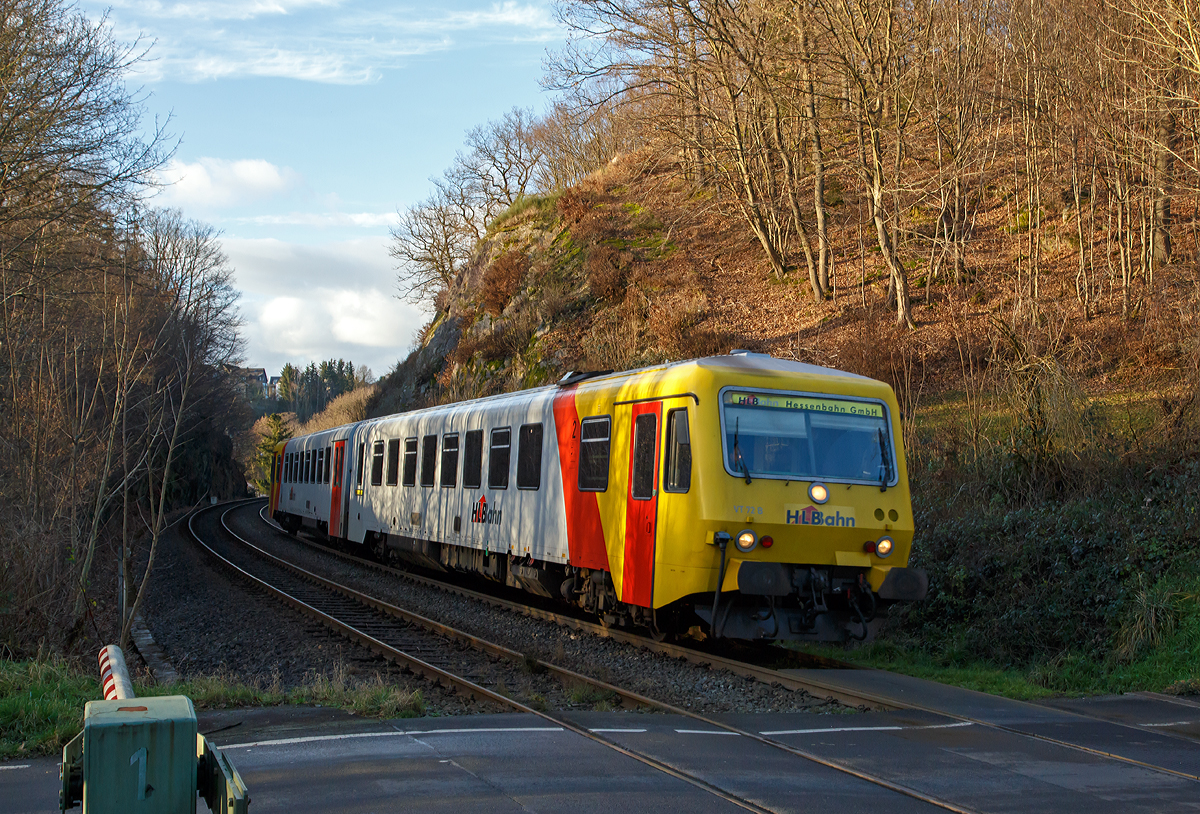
[
  {"left": 0, "top": 660, "right": 426, "bottom": 760},
  {"left": 795, "top": 560, "right": 1200, "bottom": 701}
]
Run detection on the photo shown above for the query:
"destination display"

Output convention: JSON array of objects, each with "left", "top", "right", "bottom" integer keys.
[{"left": 722, "top": 390, "right": 884, "bottom": 418}]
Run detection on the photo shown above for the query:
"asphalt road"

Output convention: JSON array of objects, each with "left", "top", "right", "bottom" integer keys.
[{"left": 5, "top": 699, "right": 1199, "bottom": 814}]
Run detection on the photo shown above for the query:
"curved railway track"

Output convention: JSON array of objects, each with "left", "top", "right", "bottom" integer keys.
[
  {"left": 187, "top": 500, "right": 979, "bottom": 814},
  {"left": 245, "top": 500, "right": 1200, "bottom": 787},
  {"left": 184, "top": 498, "right": 1200, "bottom": 814}
]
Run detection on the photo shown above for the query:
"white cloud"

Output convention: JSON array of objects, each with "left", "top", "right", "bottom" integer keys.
[
  {"left": 235, "top": 212, "right": 400, "bottom": 229},
  {"left": 154, "top": 157, "right": 300, "bottom": 209},
  {"left": 105, "top": 0, "right": 344, "bottom": 22},
  {"left": 226, "top": 236, "right": 426, "bottom": 376},
  {"left": 328, "top": 289, "right": 415, "bottom": 347},
  {"left": 88, "top": 1, "right": 561, "bottom": 85}
]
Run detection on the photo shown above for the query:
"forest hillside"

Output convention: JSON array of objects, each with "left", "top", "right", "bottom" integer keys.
[{"left": 367, "top": 140, "right": 1200, "bottom": 694}]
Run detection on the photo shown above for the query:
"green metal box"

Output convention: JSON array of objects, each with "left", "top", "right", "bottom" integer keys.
[{"left": 80, "top": 695, "right": 198, "bottom": 814}]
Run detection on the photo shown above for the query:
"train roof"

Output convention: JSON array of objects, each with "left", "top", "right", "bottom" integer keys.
[{"left": 287, "top": 352, "right": 878, "bottom": 443}]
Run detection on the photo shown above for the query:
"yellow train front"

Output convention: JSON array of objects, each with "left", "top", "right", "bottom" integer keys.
[
  {"left": 564, "top": 351, "right": 926, "bottom": 641},
  {"left": 268, "top": 351, "right": 926, "bottom": 642}
]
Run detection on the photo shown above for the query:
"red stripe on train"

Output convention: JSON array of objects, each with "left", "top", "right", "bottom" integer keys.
[{"left": 552, "top": 388, "right": 609, "bottom": 571}]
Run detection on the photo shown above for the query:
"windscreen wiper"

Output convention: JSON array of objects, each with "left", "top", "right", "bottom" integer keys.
[
  {"left": 878, "top": 428, "right": 892, "bottom": 492},
  {"left": 734, "top": 418, "right": 752, "bottom": 484}
]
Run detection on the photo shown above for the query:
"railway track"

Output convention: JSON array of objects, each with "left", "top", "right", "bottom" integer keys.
[
  {"left": 188, "top": 500, "right": 978, "bottom": 813},
  {"left": 251, "top": 501, "right": 887, "bottom": 710},
  {"left": 238, "top": 498, "right": 1200, "bottom": 789}
]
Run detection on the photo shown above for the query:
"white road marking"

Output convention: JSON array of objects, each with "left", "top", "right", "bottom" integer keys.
[
  {"left": 222, "top": 727, "right": 563, "bottom": 750},
  {"left": 589, "top": 729, "right": 647, "bottom": 733},
  {"left": 760, "top": 721, "right": 975, "bottom": 736},
  {"left": 0, "top": 765, "right": 31, "bottom": 771},
  {"left": 675, "top": 729, "right": 741, "bottom": 735},
  {"left": 1140, "top": 721, "right": 1198, "bottom": 727}
]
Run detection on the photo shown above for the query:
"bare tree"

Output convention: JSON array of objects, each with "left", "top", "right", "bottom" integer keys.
[{"left": 390, "top": 187, "right": 476, "bottom": 304}]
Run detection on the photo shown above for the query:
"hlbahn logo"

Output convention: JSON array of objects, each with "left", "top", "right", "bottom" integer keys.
[
  {"left": 785, "top": 504, "right": 856, "bottom": 527},
  {"left": 471, "top": 495, "right": 502, "bottom": 525}
]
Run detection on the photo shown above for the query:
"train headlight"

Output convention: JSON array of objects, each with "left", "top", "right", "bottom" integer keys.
[
  {"left": 808, "top": 482, "right": 829, "bottom": 504},
  {"left": 875, "top": 536, "right": 894, "bottom": 558},
  {"left": 735, "top": 529, "right": 758, "bottom": 553}
]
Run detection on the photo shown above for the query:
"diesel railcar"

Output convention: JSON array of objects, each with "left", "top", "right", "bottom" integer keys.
[{"left": 267, "top": 351, "right": 927, "bottom": 641}]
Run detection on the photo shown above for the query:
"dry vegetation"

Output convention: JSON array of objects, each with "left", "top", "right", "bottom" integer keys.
[
  {"left": 378, "top": 0, "right": 1200, "bottom": 685},
  {"left": 0, "top": 2, "right": 253, "bottom": 659}
]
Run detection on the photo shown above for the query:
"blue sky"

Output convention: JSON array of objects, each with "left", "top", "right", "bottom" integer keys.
[{"left": 80, "top": 0, "right": 565, "bottom": 379}]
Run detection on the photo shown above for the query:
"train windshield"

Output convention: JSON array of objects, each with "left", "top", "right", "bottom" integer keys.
[{"left": 721, "top": 390, "right": 894, "bottom": 484}]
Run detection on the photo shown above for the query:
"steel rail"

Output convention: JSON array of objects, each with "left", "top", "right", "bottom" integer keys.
[
  {"left": 253, "top": 500, "right": 1200, "bottom": 788},
  {"left": 218, "top": 501, "right": 979, "bottom": 813},
  {"left": 189, "top": 502, "right": 780, "bottom": 813},
  {"left": 255, "top": 503, "right": 885, "bottom": 709}
]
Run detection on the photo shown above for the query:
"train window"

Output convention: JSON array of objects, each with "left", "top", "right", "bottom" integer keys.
[
  {"left": 631, "top": 414, "right": 658, "bottom": 500},
  {"left": 420, "top": 435, "right": 437, "bottom": 487},
  {"left": 356, "top": 443, "right": 365, "bottom": 486},
  {"left": 284, "top": 453, "right": 290, "bottom": 483},
  {"left": 463, "top": 430, "right": 483, "bottom": 489},
  {"left": 371, "top": 440, "right": 384, "bottom": 486},
  {"left": 488, "top": 428, "right": 511, "bottom": 490},
  {"left": 578, "top": 417, "right": 611, "bottom": 492},
  {"left": 325, "top": 446, "right": 332, "bottom": 483},
  {"left": 318, "top": 449, "right": 326, "bottom": 484},
  {"left": 288, "top": 452, "right": 295, "bottom": 483},
  {"left": 664, "top": 409, "right": 691, "bottom": 493},
  {"left": 333, "top": 446, "right": 344, "bottom": 488},
  {"left": 305, "top": 450, "right": 312, "bottom": 484},
  {"left": 441, "top": 434, "right": 459, "bottom": 488},
  {"left": 721, "top": 391, "right": 892, "bottom": 484},
  {"left": 402, "top": 438, "right": 418, "bottom": 486},
  {"left": 385, "top": 439, "right": 400, "bottom": 486},
  {"left": 517, "top": 423, "right": 543, "bottom": 490}
]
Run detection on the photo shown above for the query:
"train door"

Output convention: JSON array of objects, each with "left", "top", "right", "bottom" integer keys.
[
  {"left": 269, "top": 449, "right": 283, "bottom": 514},
  {"left": 329, "top": 440, "right": 346, "bottom": 538},
  {"left": 622, "top": 401, "right": 661, "bottom": 608}
]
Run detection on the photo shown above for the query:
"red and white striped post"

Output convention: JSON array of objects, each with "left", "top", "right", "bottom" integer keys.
[{"left": 97, "top": 645, "right": 135, "bottom": 701}]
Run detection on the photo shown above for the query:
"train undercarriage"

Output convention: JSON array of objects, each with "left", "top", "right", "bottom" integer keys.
[{"left": 275, "top": 511, "right": 927, "bottom": 643}]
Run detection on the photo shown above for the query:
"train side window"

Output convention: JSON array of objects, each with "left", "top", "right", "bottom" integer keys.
[
  {"left": 325, "top": 446, "right": 332, "bottom": 483},
  {"left": 385, "top": 439, "right": 400, "bottom": 486},
  {"left": 420, "top": 435, "right": 437, "bottom": 487},
  {"left": 441, "top": 434, "right": 459, "bottom": 487},
  {"left": 402, "top": 438, "right": 418, "bottom": 486},
  {"left": 664, "top": 408, "right": 691, "bottom": 493},
  {"left": 284, "top": 453, "right": 290, "bottom": 483},
  {"left": 333, "top": 446, "right": 344, "bottom": 488},
  {"left": 579, "top": 417, "right": 611, "bottom": 492},
  {"left": 316, "top": 449, "right": 323, "bottom": 484},
  {"left": 488, "top": 428, "right": 511, "bottom": 490},
  {"left": 463, "top": 430, "right": 483, "bottom": 489},
  {"left": 371, "top": 440, "right": 384, "bottom": 486},
  {"left": 305, "top": 450, "right": 312, "bottom": 484},
  {"left": 289, "top": 453, "right": 295, "bottom": 483},
  {"left": 356, "top": 443, "right": 365, "bottom": 486},
  {"left": 517, "top": 423, "right": 543, "bottom": 490},
  {"left": 631, "top": 414, "right": 657, "bottom": 499}
]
